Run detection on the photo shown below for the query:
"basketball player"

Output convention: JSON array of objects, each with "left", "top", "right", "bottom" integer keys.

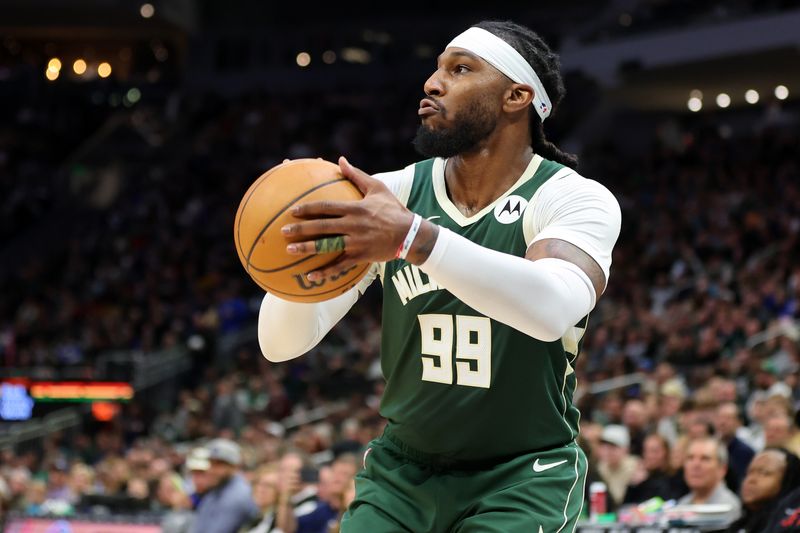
[{"left": 259, "top": 20, "right": 621, "bottom": 532}]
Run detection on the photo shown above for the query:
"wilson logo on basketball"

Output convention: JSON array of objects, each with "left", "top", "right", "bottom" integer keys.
[
  {"left": 293, "top": 265, "right": 359, "bottom": 290},
  {"left": 493, "top": 195, "right": 528, "bottom": 224}
]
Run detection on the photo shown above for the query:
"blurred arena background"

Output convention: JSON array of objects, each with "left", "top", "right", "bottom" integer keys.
[{"left": 1, "top": 0, "right": 799, "bottom": 531}]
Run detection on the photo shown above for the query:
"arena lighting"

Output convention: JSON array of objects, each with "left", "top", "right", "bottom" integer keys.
[
  {"left": 716, "top": 93, "right": 731, "bottom": 108},
  {"left": 296, "top": 52, "right": 311, "bottom": 67},
  {"left": 125, "top": 88, "right": 141, "bottom": 104},
  {"left": 30, "top": 382, "right": 134, "bottom": 402},
  {"left": 689, "top": 89, "right": 703, "bottom": 99},
  {"left": 745, "top": 89, "right": 759, "bottom": 104},
  {"left": 92, "top": 401, "right": 120, "bottom": 421},
  {"left": 775, "top": 85, "right": 789, "bottom": 100},
  {"left": 322, "top": 50, "right": 336, "bottom": 64},
  {"left": 341, "top": 47, "right": 371, "bottom": 64},
  {"left": 687, "top": 97, "right": 702, "bottom": 112},
  {"left": 0, "top": 383, "right": 34, "bottom": 420},
  {"left": 47, "top": 58, "right": 61, "bottom": 72},
  {"left": 140, "top": 3, "right": 154, "bottom": 18},
  {"left": 73, "top": 58, "right": 87, "bottom": 75},
  {"left": 97, "top": 62, "right": 112, "bottom": 78},
  {"left": 45, "top": 68, "right": 59, "bottom": 81}
]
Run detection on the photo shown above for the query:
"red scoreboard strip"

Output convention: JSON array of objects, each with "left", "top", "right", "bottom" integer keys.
[{"left": 29, "top": 382, "right": 134, "bottom": 402}]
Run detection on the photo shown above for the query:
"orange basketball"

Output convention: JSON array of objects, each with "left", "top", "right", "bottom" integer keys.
[{"left": 233, "top": 159, "right": 370, "bottom": 303}]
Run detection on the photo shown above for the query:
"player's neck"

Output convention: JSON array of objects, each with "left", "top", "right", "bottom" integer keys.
[{"left": 444, "top": 138, "right": 533, "bottom": 218}]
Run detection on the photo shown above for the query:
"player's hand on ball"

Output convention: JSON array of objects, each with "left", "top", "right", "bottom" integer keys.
[{"left": 281, "top": 156, "right": 415, "bottom": 281}]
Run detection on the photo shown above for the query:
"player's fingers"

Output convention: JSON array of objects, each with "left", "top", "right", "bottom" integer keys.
[
  {"left": 286, "top": 235, "right": 349, "bottom": 256},
  {"left": 339, "top": 156, "right": 378, "bottom": 194},
  {"left": 281, "top": 217, "right": 348, "bottom": 238},
  {"left": 291, "top": 200, "right": 356, "bottom": 218}
]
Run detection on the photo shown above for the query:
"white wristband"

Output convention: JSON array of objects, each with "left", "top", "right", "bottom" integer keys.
[{"left": 396, "top": 213, "right": 422, "bottom": 260}]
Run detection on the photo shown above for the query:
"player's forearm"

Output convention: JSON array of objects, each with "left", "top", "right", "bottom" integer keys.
[
  {"left": 258, "top": 289, "right": 358, "bottom": 362},
  {"left": 416, "top": 228, "right": 596, "bottom": 342}
]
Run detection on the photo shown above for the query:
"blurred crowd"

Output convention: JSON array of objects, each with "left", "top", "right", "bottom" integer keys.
[
  {"left": 1, "top": 47, "right": 800, "bottom": 531},
  {"left": 579, "top": 0, "right": 798, "bottom": 43},
  {"left": 0, "top": 430, "right": 370, "bottom": 533}
]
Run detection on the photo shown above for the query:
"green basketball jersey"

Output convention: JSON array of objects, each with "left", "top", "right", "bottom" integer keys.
[{"left": 379, "top": 155, "right": 588, "bottom": 462}]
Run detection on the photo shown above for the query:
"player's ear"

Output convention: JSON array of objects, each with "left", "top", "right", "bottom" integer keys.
[{"left": 503, "top": 84, "right": 533, "bottom": 113}]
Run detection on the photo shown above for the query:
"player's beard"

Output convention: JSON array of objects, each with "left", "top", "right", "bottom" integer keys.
[{"left": 412, "top": 96, "right": 498, "bottom": 158}]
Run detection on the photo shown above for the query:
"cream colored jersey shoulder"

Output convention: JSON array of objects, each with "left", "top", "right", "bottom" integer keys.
[
  {"left": 355, "top": 163, "right": 416, "bottom": 293},
  {"left": 521, "top": 167, "right": 621, "bottom": 288}
]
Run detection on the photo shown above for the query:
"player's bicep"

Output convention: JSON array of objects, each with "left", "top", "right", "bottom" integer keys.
[
  {"left": 524, "top": 173, "right": 621, "bottom": 296},
  {"left": 525, "top": 239, "right": 605, "bottom": 297}
]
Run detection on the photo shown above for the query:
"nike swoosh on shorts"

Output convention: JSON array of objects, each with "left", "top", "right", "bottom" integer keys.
[{"left": 532, "top": 458, "right": 568, "bottom": 473}]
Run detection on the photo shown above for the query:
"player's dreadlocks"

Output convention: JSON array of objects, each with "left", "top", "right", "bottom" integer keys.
[{"left": 475, "top": 20, "right": 579, "bottom": 170}]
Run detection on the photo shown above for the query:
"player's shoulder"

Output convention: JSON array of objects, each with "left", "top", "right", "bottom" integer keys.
[
  {"left": 542, "top": 165, "right": 615, "bottom": 198},
  {"left": 373, "top": 161, "right": 421, "bottom": 206},
  {"left": 536, "top": 165, "right": 620, "bottom": 212},
  {"left": 372, "top": 160, "right": 422, "bottom": 184}
]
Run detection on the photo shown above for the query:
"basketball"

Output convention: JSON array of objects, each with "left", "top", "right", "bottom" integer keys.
[{"left": 233, "top": 158, "right": 370, "bottom": 303}]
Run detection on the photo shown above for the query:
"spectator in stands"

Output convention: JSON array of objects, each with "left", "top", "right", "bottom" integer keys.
[
  {"left": 329, "top": 454, "right": 358, "bottom": 513},
  {"left": 678, "top": 437, "right": 741, "bottom": 524},
  {"left": 328, "top": 475, "right": 360, "bottom": 533},
  {"left": 96, "top": 456, "right": 131, "bottom": 496},
  {"left": 597, "top": 424, "right": 639, "bottom": 507},
  {"left": 274, "top": 448, "right": 336, "bottom": 533},
  {"left": 745, "top": 390, "right": 769, "bottom": 452},
  {"left": 578, "top": 432, "right": 616, "bottom": 515},
  {"left": 714, "top": 402, "right": 756, "bottom": 491},
  {"left": 185, "top": 446, "right": 212, "bottom": 509},
  {"left": 45, "top": 458, "right": 73, "bottom": 503},
  {"left": 764, "top": 484, "right": 800, "bottom": 532},
  {"left": 330, "top": 418, "right": 365, "bottom": 457},
  {"left": 240, "top": 464, "right": 280, "bottom": 533},
  {"left": 68, "top": 464, "right": 97, "bottom": 501},
  {"left": 765, "top": 413, "right": 800, "bottom": 457},
  {"left": 595, "top": 393, "right": 624, "bottom": 426},
  {"left": 316, "top": 466, "right": 335, "bottom": 504},
  {"left": 191, "top": 438, "right": 259, "bottom": 533},
  {"left": 157, "top": 472, "right": 194, "bottom": 533},
  {"left": 126, "top": 476, "right": 150, "bottom": 500},
  {"left": 157, "top": 471, "right": 190, "bottom": 509},
  {"left": 212, "top": 377, "right": 246, "bottom": 437},
  {"left": 656, "top": 378, "right": 686, "bottom": 445},
  {"left": 622, "top": 398, "right": 650, "bottom": 457},
  {"left": 23, "top": 480, "right": 47, "bottom": 516},
  {"left": 5, "top": 467, "right": 31, "bottom": 512},
  {"left": 624, "top": 433, "right": 685, "bottom": 504},
  {"left": 727, "top": 448, "right": 800, "bottom": 533}
]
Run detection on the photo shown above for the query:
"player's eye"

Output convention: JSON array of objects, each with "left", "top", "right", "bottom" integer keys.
[{"left": 454, "top": 64, "right": 470, "bottom": 74}]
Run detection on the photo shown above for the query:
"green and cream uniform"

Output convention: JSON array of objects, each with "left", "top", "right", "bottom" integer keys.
[{"left": 342, "top": 154, "right": 618, "bottom": 533}]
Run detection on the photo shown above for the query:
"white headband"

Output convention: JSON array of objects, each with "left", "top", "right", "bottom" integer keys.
[{"left": 447, "top": 27, "right": 552, "bottom": 121}]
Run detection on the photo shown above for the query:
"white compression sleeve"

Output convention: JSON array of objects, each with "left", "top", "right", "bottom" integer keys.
[
  {"left": 258, "top": 288, "right": 359, "bottom": 362},
  {"left": 256, "top": 164, "right": 414, "bottom": 364},
  {"left": 419, "top": 228, "right": 596, "bottom": 342}
]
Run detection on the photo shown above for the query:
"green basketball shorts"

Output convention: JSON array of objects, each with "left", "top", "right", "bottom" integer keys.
[{"left": 340, "top": 426, "right": 588, "bottom": 533}]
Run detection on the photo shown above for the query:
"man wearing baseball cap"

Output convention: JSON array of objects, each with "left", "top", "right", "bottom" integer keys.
[
  {"left": 185, "top": 447, "right": 212, "bottom": 509},
  {"left": 190, "top": 438, "right": 259, "bottom": 533},
  {"left": 597, "top": 424, "right": 640, "bottom": 507}
]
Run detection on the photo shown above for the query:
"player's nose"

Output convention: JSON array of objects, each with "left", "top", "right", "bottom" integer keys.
[{"left": 423, "top": 70, "right": 445, "bottom": 98}]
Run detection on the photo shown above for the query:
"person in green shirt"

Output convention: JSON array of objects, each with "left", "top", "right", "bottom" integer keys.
[{"left": 260, "top": 19, "right": 622, "bottom": 532}]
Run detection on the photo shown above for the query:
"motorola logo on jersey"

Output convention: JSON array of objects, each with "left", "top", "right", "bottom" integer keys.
[{"left": 493, "top": 195, "right": 528, "bottom": 224}]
